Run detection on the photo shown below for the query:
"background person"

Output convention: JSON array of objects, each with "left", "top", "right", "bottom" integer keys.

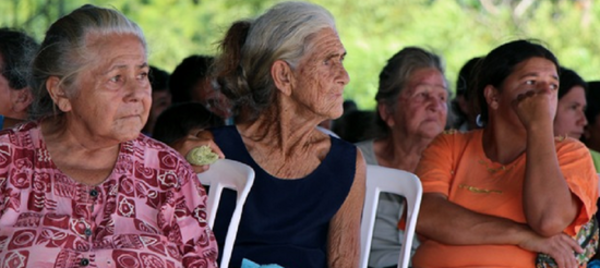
[
  {"left": 152, "top": 102, "right": 224, "bottom": 146},
  {"left": 355, "top": 46, "right": 449, "bottom": 268},
  {"left": 141, "top": 65, "right": 172, "bottom": 136},
  {"left": 553, "top": 67, "right": 588, "bottom": 140},
  {"left": 451, "top": 56, "right": 482, "bottom": 131},
  {"left": 169, "top": 54, "right": 232, "bottom": 122},
  {"left": 0, "top": 28, "right": 38, "bottom": 129}
]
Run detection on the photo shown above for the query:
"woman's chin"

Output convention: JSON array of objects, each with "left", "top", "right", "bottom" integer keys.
[
  {"left": 111, "top": 126, "right": 143, "bottom": 142},
  {"left": 569, "top": 132, "right": 583, "bottom": 140}
]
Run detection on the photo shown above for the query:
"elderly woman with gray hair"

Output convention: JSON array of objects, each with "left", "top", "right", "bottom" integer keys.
[
  {"left": 355, "top": 47, "right": 448, "bottom": 268},
  {"left": 0, "top": 5, "right": 217, "bottom": 268},
  {"left": 175, "top": 1, "right": 366, "bottom": 268}
]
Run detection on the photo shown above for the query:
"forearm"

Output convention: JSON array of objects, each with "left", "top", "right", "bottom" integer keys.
[
  {"left": 417, "top": 193, "right": 533, "bottom": 245},
  {"left": 327, "top": 220, "right": 360, "bottom": 268},
  {"left": 524, "top": 123, "right": 578, "bottom": 236}
]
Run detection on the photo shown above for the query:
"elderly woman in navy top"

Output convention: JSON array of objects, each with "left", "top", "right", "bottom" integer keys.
[{"left": 174, "top": 1, "right": 366, "bottom": 268}]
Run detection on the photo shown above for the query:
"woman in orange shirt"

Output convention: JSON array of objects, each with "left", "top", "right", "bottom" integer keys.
[{"left": 413, "top": 40, "right": 598, "bottom": 268}]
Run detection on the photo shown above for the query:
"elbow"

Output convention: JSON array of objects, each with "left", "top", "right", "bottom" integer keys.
[{"left": 529, "top": 218, "right": 568, "bottom": 237}]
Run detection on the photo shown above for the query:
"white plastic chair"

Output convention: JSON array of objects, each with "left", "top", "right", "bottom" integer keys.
[
  {"left": 360, "top": 165, "right": 423, "bottom": 268},
  {"left": 197, "top": 159, "right": 255, "bottom": 268}
]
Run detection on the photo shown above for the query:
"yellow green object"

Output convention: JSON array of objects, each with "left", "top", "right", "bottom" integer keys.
[{"left": 186, "top": 145, "right": 219, "bottom": 165}]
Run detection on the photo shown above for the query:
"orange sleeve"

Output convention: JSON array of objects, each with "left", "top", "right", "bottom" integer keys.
[
  {"left": 415, "top": 131, "right": 458, "bottom": 197},
  {"left": 557, "top": 139, "right": 599, "bottom": 235}
]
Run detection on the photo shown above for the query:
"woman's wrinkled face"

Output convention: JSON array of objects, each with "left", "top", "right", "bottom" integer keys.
[
  {"left": 554, "top": 86, "right": 587, "bottom": 139},
  {"left": 65, "top": 33, "right": 151, "bottom": 143},
  {"left": 388, "top": 68, "right": 448, "bottom": 139},
  {"left": 290, "top": 27, "right": 350, "bottom": 120}
]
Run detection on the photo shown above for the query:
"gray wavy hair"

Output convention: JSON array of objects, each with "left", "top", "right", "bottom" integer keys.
[
  {"left": 30, "top": 4, "right": 146, "bottom": 120},
  {"left": 214, "top": 1, "right": 336, "bottom": 123}
]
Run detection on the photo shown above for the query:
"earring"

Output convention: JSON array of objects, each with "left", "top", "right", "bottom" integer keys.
[{"left": 476, "top": 114, "right": 484, "bottom": 127}]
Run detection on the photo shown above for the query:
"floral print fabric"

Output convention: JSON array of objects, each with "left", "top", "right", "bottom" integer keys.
[{"left": 0, "top": 122, "right": 218, "bottom": 268}]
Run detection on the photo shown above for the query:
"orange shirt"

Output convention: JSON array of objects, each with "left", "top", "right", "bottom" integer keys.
[{"left": 412, "top": 130, "right": 598, "bottom": 268}]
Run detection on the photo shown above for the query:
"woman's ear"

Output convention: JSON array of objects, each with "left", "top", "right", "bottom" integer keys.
[
  {"left": 10, "top": 87, "right": 33, "bottom": 113},
  {"left": 271, "top": 60, "right": 293, "bottom": 97},
  {"left": 377, "top": 103, "right": 395, "bottom": 128},
  {"left": 46, "top": 76, "right": 72, "bottom": 112},
  {"left": 484, "top": 85, "right": 500, "bottom": 111}
]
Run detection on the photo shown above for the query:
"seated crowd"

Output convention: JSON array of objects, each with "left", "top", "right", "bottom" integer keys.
[{"left": 0, "top": 1, "right": 599, "bottom": 268}]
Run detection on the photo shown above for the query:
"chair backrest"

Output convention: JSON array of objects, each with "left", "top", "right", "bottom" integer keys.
[
  {"left": 359, "top": 165, "right": 423, "bottom": 268},
  {"left": 197, "top": 159, "right": 255, "bottom": 268}
]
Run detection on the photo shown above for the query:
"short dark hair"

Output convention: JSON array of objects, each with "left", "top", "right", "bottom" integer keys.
[
  {"left": 169, "top": 55, "right": 213, "bottom": 103},
  {"left": 456, "top": 57, "right": 482, "bottom": 99},
  {"left": 0, "top": 28, "right": 38, "bottom": 90},
  {"left": 152, "top": 102, "right": 224, "bottom": 145},
  {"left": 149, "top": 66, "right": 170, "bottom": 92},
  {"left": 558, "top": 67, "right": 587, "bottom": 100},
  {"left": 474, "top": 40, "right": 558, "bottom": 125},
  {"left": 332, "top": 109, "right": 381, "bottom": 143},
  {"left": 586, "top": 81, "right": 600, "bottom": 126},
  {"left": 452, "top": 56, "right": 482, "bottom": 128}
]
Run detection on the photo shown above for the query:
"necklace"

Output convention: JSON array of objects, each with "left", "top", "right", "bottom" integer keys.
[
  {"left": 478, "top": 159, "right": 515, "bottom": 174},
  {"left": 459, "top": 184, "right": 503, "bottom": 194}
]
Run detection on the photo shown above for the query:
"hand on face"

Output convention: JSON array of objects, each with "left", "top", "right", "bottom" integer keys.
[
  {"left": 495, "top": 57, "right": 559, "bottom": 131},
  {"left": 511, "top": 87, "right": 557, "bottom": 130}
]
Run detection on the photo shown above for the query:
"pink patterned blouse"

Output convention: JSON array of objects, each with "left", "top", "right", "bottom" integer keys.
[{"left": 0, "top": 122, "right": 218, "bottom": 268}]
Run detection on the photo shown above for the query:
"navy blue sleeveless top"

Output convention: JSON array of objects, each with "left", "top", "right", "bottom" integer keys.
[{"left": 211, "top": 126, "right": 356, "bottom": 268}]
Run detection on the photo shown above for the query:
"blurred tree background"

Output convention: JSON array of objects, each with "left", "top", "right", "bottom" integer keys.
[{"left": 1, "top": 0, "right": 598, "bottom": 109}]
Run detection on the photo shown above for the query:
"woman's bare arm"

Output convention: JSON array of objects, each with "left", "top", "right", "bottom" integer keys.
[
  {"left": 418, "top": 193, "right": 581, "bottom": 267},
  {"left": 327, "top": 149, "right": 366, "bottom": 268}
]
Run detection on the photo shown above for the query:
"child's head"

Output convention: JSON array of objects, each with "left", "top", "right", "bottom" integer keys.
[{"left": 152, "top": 102, "right": 224, "bottom": 145}]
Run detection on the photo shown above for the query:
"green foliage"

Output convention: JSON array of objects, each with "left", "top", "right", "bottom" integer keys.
[{"left": 1, "top": 0, "right": 599, "bottom": 109}]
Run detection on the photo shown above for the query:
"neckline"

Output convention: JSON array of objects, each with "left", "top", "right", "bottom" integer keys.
[
  {"left": 33, "top": 121, "right": 127, "bottom": 187},
  {"left": 231, "top": 125, "right": 334, "bottom": 181},
  {"left": 474, "top": 129, "right": 523, "bottom": 174}
]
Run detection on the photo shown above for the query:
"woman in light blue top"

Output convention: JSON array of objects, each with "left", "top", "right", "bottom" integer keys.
[{"left": 355, "top": 47, "right": 449, "bottom": 268}]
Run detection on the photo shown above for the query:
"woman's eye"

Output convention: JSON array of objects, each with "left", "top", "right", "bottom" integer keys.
[
  {"left": 550, "top": 84, "right": 558, "bottom": 90},
  {"left": 525, "top": 80, "right": 535, "bottom": 85},
  {"left": 138, "top": 72, "right": 148, "bottom": 80},
  {"left": 109, "top": 75, "right": 121, "bottom": 83},
  {"left": 414, "top": 92, "right": 428, "bottom": 100}
]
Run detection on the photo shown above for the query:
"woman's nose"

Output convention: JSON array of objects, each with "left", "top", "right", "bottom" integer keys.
[
  {"left": 579, "top": 109, "right": 588, "bottom": 126},
  {"left": 337, "top": 65, "right": 350, "bottom": 86}
]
